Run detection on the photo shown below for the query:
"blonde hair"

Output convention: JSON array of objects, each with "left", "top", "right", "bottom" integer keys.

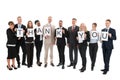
[{"left": 79, "top": 23, "right": 87, "bottom": 32}]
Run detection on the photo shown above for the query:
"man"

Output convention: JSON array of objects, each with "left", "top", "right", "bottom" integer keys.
[
  {"left": 54, "top": 20, "right": 68, "bottom": 69},
  {"left": 67, "top": 18, "right": 79, "bottom": 69},
  {"left": 34, "top": 20, "right": 43, "bottom": 66},
  {"left": 43, "top": 16, "right": 55, "bottom": 68},
  {"left": 14, "top": 16, "right": 27, "bottom": 68},
  {"left": 101, "top": 19, "right": 116, "bottom": 74}
]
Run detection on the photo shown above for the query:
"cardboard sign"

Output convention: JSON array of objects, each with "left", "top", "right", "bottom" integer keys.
[
  {"left": 101, "top": 32, "right": 108, "bottom": 41},
  {"left": 17, "top": 28, "right": 23, "bottom": 37},
  {"left": 56, "top": 28, "right": 62, "bottom": 38},
  {"left": 90, "top": 31, "right": 98, "bottom": 39},
  {"left": 27, "top": 29, "right": 34, "bottom": 37},
  {"left": 44, "top": 27, "right": 51, "bottom": 36},
  {"left": 78, "top": 31, "right": 84, "bottom": 43},
  {"left": 36, "top": 27, "right": 43, "bottom": 35}
]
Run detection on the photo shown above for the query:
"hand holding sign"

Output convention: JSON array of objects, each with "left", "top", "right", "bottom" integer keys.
[
  {"left": 27, "top": 29, "right": 34, "bottom": 37},
  {"left": 17, "top": 28, "right": 23, "bottom": 37},
  {"left": 78, "top": 31, "right": 84, "bottom": 43},
  {"left": 90, "top": 31, "right": 99, "bottom": 39},
  {"left": 44, "top": 27, "right": 51, "bottom": 37},
  {"left": 56, "top": 28, "right": 62, "bottom": 38},
  {"left": 101, "top": 31, "right": 108, "bottom": 41},
  {"left": 36, "top": 27, "right": 43, "bottom": 35}
]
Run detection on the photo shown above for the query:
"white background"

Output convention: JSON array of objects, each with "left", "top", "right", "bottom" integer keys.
[{"left": 0, "top": 0, "right": 120, "bottom": 80}]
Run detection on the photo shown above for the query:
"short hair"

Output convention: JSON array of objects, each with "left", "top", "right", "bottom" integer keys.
[
  {"left": 92, "top": 23, "right": 97, "bottom": 27},
  {"left": 59, "top": 20, "right": 63, "bottom": 22},
  {"left": 34, "top": 20, "right": 39, "bottom": 24},
  {"left": 8, "top": 21, "right": 14, "bottom": 25},
  {"left": 17, "top": 16, "right": 22, "bottom": 19},
  {"left": 48, "top": 16, "right": 52, "bottom": 19},
  {"left": 72, "top": 18, "right": 77, "bottom": 21},
  {"left": 106, "top": 19, "right": 111, "bottom": 23}
]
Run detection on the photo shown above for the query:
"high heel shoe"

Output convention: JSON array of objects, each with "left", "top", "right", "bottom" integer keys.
[
  {"left": 11, "top": 65, "right": 17, "bottom": 69},
  {"left": 7, "top": 65, "right": 13, "bottom": 70}
]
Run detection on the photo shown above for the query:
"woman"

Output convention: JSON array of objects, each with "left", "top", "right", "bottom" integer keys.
[
  {"left": 25, "top": 21, "right": 34, "bottom": 68},
  {"left": 76, "top": 23, "right": 90, "bottom": 72},
  {"left": 6, "top": 21, "right": 17, "bottom": 70},
  {"left": 34, "top": 20, "right": 43, "bottom": 66},
  {"left": 89, "top": 23, "right": 99, "bottom": 71}
]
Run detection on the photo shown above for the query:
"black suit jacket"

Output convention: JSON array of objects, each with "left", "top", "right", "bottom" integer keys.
[
  {"left": 14, "top": 24, "right": 27, "bottom": 41},
  {"left": 102, "top": 28, "right": 116, "bottom": 49},
  {"left": 55, "top": 27, "right": 68, "bottom": 45},
  {"left": 67, "top": 26, "right": 79, "bottom": 45}
]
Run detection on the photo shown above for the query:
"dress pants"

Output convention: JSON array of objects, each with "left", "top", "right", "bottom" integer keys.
[
  {"left": 44, "top": 43, "right": 53, "bottom": 64},
  {"left": 78, "top": 44, "right": 87, "bottom": 68},
  {"left": 69, "top": 44, "right": 78, "bottom": 66},
  {"left": 35, "top": 41, "right": 43, "bottom": 62},
  {"left": 57, "top": 44, "right": 65, "bottom": 65},
  {"left": 26, "top": 43, "right": 34, "bottom": 67},
  {"left": 102, "top": 47, "right": 112, "bottom": 71},
  {"left": 16, "top": 39, "right": 26, "bottom": 64},
  {"left": 89, "top": 43, "right": 98, "bottom": 67}
]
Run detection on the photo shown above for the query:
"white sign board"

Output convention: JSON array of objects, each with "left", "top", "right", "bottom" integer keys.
[
  {"left": 78, "top": 31, "right": 84, "bottom": 43},
  {"left": 27, "top": 29, "right": 34, "bottom": 37},
  {"left": 44, "top": 27, "right": 51, "bottom": 36},
  {"left": 36, "top": 27, "right": 43, "bottom": 35},
  {"left": 17, "top": 28, "right": 23, "bottom": 37},
  {"left": 56, "top": 28, "right": 62, "bottom": 38},
  {"left": 91, "top": 31, "right": 98, "bottom": 39},
  {"left": 101, "top": 32, "right": 108, "bottom": 41}
]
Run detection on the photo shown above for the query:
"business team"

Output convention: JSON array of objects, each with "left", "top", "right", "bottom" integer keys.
[{"left": 6, "top": 17, "right": 116, "bottom": 74}]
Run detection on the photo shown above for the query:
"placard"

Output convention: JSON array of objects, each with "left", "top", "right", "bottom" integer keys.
[
  {"left": 17, "top": 28, "right": 23, "bottom": 37},
  {"left": 91, "top": 31, "right": 98, "bottom": 39},
  {"left": 101, "top": 32, "right": 108, "bottom": 41},
  {"left": 44, "top": 27, "right": 51, "bottom": 36},
  {"left": 56, "top": 28, "right": 62, "bottom": 38},
  {"left": 27, "top": 29, "right": 34, "bottom": 37},
  {"left": 78, "top": 31, "right": 84, "bottom": 43},
  {"left": 36, "top": 27, "right": 43, "bottom": 35}
]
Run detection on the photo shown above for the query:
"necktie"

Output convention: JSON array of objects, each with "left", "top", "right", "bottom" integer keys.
[{"left": 72, "top": 26, "right": 74, "bottom": 32}]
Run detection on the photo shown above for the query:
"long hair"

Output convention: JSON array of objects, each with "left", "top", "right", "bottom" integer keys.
[
  {"left": 27, "top": 20, "right": 33, "bottom": 28},
  {"left": 79, "top": 23, "right": 87, "bottom": 32}
]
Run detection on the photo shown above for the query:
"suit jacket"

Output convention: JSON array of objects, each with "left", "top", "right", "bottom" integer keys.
[
  {"left": 102, "top": 28, "right": 116, "bottom": 49},
  {"left": 14, "top": 24, "right": 27, "bottom": 41},
  {"left": 54, "top": 27, "right": 68, "bottom": 45},
  {"left": 6, "top": 28, "right": 17, "bottom": 46},
  {"left": 43, "top": 23, "right": 55, "bottom": 44},
  {"left": 67, "top": 26, "right": 79, "bottom": 46}
]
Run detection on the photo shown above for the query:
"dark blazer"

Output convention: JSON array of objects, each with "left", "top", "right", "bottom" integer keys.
[
  {"left": 67, "top": 26, "right": 79, "bottom": 45},
  {"left": 102, "top": 28, "right": 116, "bottom": 49},
  {"left": 14, "top": 24, "right": 27, "bottom": 41},
  {"left": 54, "top": 27, "right": 68, "bottom": 45},
  {"left": 6, "top": 28, "right": 17, "bottom": 45},
  {"left": 34, "top": 28, "right": 43, "bottom": 42},
  {"left": 76, "top": 31, "right": 90, "bottom": 46}
]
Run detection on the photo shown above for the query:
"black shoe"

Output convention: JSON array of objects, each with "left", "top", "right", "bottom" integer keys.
[
  {"left": 103, "top": 70, "right": 108, "bottom": 75},
  {"left": 18, "top": 64, "right": 20, "bottom": 68},
  {"left": 101, "top": 69, "right": 105, "bottom": 71},
  {"left": 80, "top": 67, "right": 86, "bottom": 72},
  {"left": 44, "top": 64, "right": 47, "bottom": 68},
  {"left": 7, "top": 65, "right": 13, "bottom": 70},
  {"left": 73, "top": 65, "right": 76, "bottom": 69},
  {"left": 62, "top": 65, "right": 65, "bottom": 69},
  {"left": 51, "top": 63, "right": 54, "bottom": 67},
  {"left": 22, "top": 63, "right": 27, "bottom": 66},
  {"left": 57, "top": 63, "right": 62, "bottom": 67},
  {"left": 11, "top": 65, "right": 17, "bottom": 69},
  {"left": 67, "top": 64, "right": 73, "bottom": 67},
  {"left": 91, "top": 66, "right": 94, "bottom": 71},
  {"left": 37, "top": 62, "right": 42, "bottom": 66}
]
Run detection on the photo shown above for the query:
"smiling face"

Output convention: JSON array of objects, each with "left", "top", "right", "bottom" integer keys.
[
  {"left": 48, "top": 16, "right": 52, "bottom": 23},
  {"left": 8, "top": 21, "right": 14, "bottom": 30},
  {"left": 59, "top": 20, "right": 63, "bottom": 27},
  {"left": 27, "top": 21, "right": 33, "bottom": 28},
  {"left": 105, "top": 20, "right": 111, "bottom": 28},
  {"left": 17, "top": 16, "right": 22, "bottom": 24}
]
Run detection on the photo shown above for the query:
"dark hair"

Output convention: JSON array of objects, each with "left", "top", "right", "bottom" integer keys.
[
  {"left": 34, "top": 20, "right": 39, "bottom": 24},
  {"left": 92, "top": 23, "right": 97, "bottom": 27},
  {"left": 8, "top": 21, "right": 14, "bottom": 25},
  {"left": 106, "top": 19, "right": 111, "bottom": 23},
  {"left": 59, "top": 20, "right": 63, "bottom": 22},
  {"left": 72, "top": 18, "right": 77, "bottom": 21},
  {"left": 27, "top": 20, "right": 33, "bottom": 28}
]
